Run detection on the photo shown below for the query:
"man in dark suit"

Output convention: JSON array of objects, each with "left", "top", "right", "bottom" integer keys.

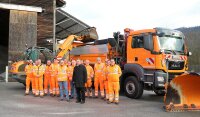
[{"left": 72, "top": 59, "right": 87, "bottom": 104}]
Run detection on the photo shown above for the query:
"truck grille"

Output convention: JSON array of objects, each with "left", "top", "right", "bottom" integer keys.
[{"left": 168, "top": 61, "right": 185, "bottom": 70}]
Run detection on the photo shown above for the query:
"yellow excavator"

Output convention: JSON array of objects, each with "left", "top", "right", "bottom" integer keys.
[{"left": 9, "top": 27, "right": 98, "bottom": 85}]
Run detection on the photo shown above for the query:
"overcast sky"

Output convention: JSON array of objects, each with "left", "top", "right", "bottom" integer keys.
[{"left": 63, "top": 0, "right": 200, "bottom": 39}]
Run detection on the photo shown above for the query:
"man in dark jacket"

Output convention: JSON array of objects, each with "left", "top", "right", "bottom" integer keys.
[{"left": 72, "top": 59, "right": 87, "bottom": 104}]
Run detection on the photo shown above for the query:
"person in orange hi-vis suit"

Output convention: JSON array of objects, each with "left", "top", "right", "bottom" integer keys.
[
  {"left": 44, "top": 60, "right": 52, "bottom": 96},
  {"left": 50, "top": 59, "right": 60, "bottom": 97},
  {"left": 25, "top": 60, "right": 34, "bottom": 95},
  {"left": 32, "top": 60, "right": 37, "bottom": 95},
  {"left": 107, "top": 59, "right": 122, "bottom": 104},
  {"left": 104, "top": 59, "right": 111, "bottom": 101},
  {"left": 85, "top": 60, "right": 94, "bottom": 98},
  {"left": 57, "top": 60, "right": 70, "bottom": 101},
  {"left": 64, "top": 59, "right": 68, "bottom": 66},
  {"left": 94, "top": 57, "right": 106, "bottom": 98},
  {"left": 33, "top": 59, "right": 45, "bottom": 97},
  {"left": 67, "top": 60, "right": 76, "bottom": 98}
]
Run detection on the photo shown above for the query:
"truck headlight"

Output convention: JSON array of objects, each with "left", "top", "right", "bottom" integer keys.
[{"left": 157, "top": 76, "right": 165, "bottom": 82}]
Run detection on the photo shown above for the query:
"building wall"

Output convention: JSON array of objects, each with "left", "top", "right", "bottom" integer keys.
[
  {"left": 1, "top": 0, "right": 54, "bottom": 43},
  {"left": 0, "top": 0, "right": 54, "bottom": 61},
  {"left": 9, "top": 10, "right": 37, "bottom": 60}
]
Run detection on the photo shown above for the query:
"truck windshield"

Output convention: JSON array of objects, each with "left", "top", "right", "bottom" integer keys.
[{"left": 158, "top": 35, "right": 185, "bottom": 52}]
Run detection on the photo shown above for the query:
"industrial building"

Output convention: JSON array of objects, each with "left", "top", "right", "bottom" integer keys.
[{"left": 0, "top": 0, "right": 91, "bottom": 73}]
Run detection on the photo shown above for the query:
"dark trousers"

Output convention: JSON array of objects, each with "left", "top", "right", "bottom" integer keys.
[
  {"left": 76, "top": 87, "right": 85, "bottom": 102},
  {"left": 70, "top": 81, "right": 76, "bottom": 98}
]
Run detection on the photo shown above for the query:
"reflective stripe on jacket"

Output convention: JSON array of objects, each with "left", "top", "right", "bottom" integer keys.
[
  {"left": 33, "top": 64, "right": 45, "bottom": 77},
  {"left": 107, "top": 65, "right": 122, "bottom": 82},
  {"left": 57, "top": 65, "right": 68, "bottom": 81},
  {"left": 25, "top": 64, "right": 33, "bottom": 78}
]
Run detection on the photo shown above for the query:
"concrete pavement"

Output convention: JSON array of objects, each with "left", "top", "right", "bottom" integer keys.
[{"left": 0, "top": 82, "right": 200, "bottom": 117}]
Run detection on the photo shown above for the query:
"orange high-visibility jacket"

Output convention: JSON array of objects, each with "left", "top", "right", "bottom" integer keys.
[
  {"left": 25, "top": 64, "right": 33, "bottom": 78},
  {"left": 57, "top": 65, "right": 68, "bottom": 81},
  {"left": 107, "top": 64, "right": 122, "bottom": 82},
  {"left": 50, "top": 63, "right": 59, "bottom": 76},
  {"left": 33, "top": 64, "right": 45, "bottom": 77},
  {"left": 44, "top": 65, "right": 51, "bottom": 77},
  {"left": 67, "top": 66, "right": 74, "bottom": 78},
  {"left": 94, "top": 63, "right": 105, "bottom": 77},
  {"left": 85, "top": 65, "right": 94, "bottom": 79},
  {"left": 105, "top": 65, "right": 110, "bottom": 80}
]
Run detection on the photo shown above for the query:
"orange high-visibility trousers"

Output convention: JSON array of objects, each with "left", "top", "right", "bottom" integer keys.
[
  {"left": 25, "top": 77, "right": 31, "bottom": 94},
  {"left": 68, "top": 80, "right": 71, "bottom": 95},
  {"left": 104, "top": 80, "right": 109, "bottom": 100},
  {"left": 35, "top": 77, "right": 44, "bottom": 96},
  {"left": 108, "top": 81, "right": 120, "bottom": 103},
  {"left": 51, "top": 76, "right": 59, "bottom": 95},
  {"left": 85, "top": 79, "right": 92, "bottom": 97},
  {"left": 32, "top": 77, "right": 36, "bottom": 94},
  {"left": 44, "top": 75, "right": 52, "bottom": 94},
  {"left": 67, "top": 76, "right": 72, "bottom": 95},
  {"left": 94, "top": 76, "right": 105, "bottom": 97}
]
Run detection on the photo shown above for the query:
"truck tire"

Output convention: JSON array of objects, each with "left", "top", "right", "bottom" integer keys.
[
  {"left": 154, "top": 90, "right": 165, "bottom": 96},
  {"left": 124, "top": 76, "right": 143, "bottom": 99}
]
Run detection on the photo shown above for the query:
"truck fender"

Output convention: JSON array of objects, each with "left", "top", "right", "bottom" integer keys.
[{"left": 122, "top": 63, "right": 144, "bottom": 81}]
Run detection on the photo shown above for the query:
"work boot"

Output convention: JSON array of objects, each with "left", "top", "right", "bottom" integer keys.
[
  {"left": 115, "top": 102, "right": 119, "bottom": 105},
  {"left": 66, "top": 99, "right": 70, "bottom": 102},
  {"left": 51, "top": 94, "right": 55, "bottom": 97},
  {"left": 107, "top": 101, "right": 111, "bottom": 104},
  {"left": 35, "top": 95, "right": 39, "bottom": 97},
  {"left": 24, "top": 93, "right": 29, "bottom": 96},
  {"left": 81, "top": 100, "right": 85, "bottom": 104},
  {"left": 76, "top": 100, "right": 81, "bottom": 103}
]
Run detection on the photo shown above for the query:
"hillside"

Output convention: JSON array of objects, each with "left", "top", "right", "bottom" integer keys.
[{"left": 177, "top": 26, "right": 200, "bottom": 72}]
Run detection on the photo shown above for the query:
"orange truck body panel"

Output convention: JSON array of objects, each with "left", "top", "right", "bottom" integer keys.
[{"left": 70, "top": 53, "right": 107, "bottom": 64}]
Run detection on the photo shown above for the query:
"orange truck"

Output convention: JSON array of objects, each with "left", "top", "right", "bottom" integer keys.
[
  {"left": 71, "top": 27, "right": 190, "bottom": 98},
  {"left": 71, "top": 27, "right": 200, "bottom": 111}
]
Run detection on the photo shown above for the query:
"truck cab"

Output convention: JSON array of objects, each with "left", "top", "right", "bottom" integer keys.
[{"left": 121, "top": 28, "right": 190, "bottom": 99}]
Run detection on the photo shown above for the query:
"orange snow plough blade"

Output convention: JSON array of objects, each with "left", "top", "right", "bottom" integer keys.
[{"left": 164, "top": 73, "right": 200, "bottom": 112}]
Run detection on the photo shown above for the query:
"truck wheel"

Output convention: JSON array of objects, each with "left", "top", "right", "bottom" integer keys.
[
  {"left": 154, "top": 90, "right": 165, "bottom": 96},
  {"left": 124, "top": 76, "right": 143, "bottom": 99}
]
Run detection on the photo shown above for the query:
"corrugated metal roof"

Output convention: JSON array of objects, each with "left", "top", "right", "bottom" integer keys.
[
  {"left": 38, "top": 8, "right": 91, "bottom": 49},
  {"left": 56, "top": 9, "right": 90, "bottom": 39}
]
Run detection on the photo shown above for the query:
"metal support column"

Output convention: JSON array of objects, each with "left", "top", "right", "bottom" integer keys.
[{"left": 53, "top": 0, "right": 57, "bottom": 55}]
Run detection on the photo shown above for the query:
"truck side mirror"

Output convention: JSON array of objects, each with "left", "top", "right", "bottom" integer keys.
[
  {"left": 144, "top": 35, "right": 153, "bottom": 51},
  {"left": 187, "top": 51, "right": 192, "bottom": 56}
]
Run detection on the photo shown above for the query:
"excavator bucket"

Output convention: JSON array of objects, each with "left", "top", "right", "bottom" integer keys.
[
  {"left": 164, "top": 73, "right": 200, "bottom": 112},
  {"left": 77, "top": 27, "right": 98, "bottom": 43}
]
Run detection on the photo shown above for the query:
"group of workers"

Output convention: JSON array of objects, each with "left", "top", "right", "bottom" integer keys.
[{"left": 25, "top": 57, "right": 122, "bottom": 104}]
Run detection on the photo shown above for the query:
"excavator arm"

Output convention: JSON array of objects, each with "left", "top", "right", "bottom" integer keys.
[
  {"left": 56, "top": 35, "right": 78, "bottom": 59},
  {"left": 56, "top": 27, "right": 98, "bottom": 59}
]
